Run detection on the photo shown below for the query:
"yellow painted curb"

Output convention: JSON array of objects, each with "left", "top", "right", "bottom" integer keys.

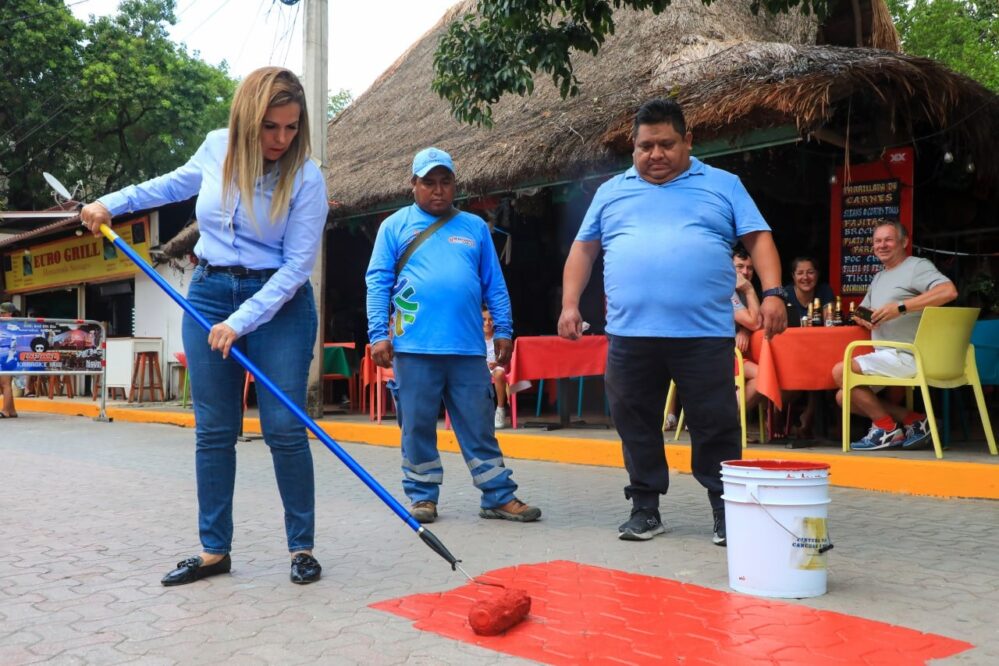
[{"left": 15, "top": 400, "right": 998, "bottom": 500}]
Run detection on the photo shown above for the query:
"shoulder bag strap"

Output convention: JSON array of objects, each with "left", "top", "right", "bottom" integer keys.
[{"left": 394, "top": 207, "right": 460, "bottom": 276}]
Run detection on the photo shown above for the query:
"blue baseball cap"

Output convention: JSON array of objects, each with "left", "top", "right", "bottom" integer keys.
[{"left": 412, "top": 147, "right": 455, "bottom": 178}]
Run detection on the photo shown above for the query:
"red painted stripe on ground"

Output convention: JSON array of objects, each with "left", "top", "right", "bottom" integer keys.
[{"left": 372, "top": 560, "right": 972, "bottom": 665}]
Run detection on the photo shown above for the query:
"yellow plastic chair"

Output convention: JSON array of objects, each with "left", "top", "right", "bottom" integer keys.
[
  {"left": 841, "top": 307, "right": 997, "bottom": 459},
  {"left": 664, "top": 348, "right": 765, "bottom": 449}
]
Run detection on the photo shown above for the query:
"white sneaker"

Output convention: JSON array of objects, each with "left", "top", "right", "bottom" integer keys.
[{"left": 494, "top": 406, "right": 507, "bottom": 429}]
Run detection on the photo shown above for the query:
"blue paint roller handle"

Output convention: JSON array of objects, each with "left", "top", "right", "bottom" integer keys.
[{"left": 96, "top": 225, "right": 465, "bottom": 565}]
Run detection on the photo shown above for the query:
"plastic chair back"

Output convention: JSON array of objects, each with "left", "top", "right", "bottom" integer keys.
[
  {"left": 912, "top": 307, "right": 979, "bottom": 380},
  {"left": 971, "top": 319, "right": 999, "bottom": 385}
]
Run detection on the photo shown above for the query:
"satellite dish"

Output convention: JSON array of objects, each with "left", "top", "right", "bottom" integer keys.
[{"left": 43, "top": 172, "right": 74, "bottom": 201}]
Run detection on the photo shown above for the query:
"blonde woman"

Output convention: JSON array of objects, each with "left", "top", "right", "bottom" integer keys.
[{"left": 81, "top": 67, "right": 329, "bottom": 586}]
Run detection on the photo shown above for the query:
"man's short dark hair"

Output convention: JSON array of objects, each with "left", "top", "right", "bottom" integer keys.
[
  {"left": 632, "top": 99, "right": 687, "bottom": 138},
  {"left": 732, "top": 243, "right": 750, "bottom": 260}
]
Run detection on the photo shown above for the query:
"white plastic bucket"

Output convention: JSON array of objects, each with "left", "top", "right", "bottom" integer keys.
[{"left": 721, "top": 459, "right": 832, "bottom": 598}]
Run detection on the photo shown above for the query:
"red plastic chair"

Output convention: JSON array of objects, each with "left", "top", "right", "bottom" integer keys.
[{"left": 174, "top": 352, "right": 191, "bottom": 407}]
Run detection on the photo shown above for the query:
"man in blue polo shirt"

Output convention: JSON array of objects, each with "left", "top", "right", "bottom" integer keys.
[
  {"left": 558, "top": 99, "right": 787, "bottom": 545},
  {"left": 366, "top": 148, "right": 541, "bottom": 525}
]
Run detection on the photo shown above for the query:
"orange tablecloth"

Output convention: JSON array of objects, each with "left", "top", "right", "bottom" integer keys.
[
  {"left": 750, "top": 327, "right": 870, "bottom": 409},
  {"left": 506, "top": 335, "right": 608, "bottom": 387}
]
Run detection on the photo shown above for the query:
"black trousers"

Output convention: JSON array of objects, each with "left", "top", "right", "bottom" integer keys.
[{"left": 605, "top": 334, "right": 742, "bottom": 512}]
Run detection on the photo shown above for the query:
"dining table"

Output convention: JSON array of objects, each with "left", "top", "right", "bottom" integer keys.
[
  {"left": 749, "top": 326, "right": 871, "bottom": 410},
  {"left": 506, "top": 335, "right": 608, "bottom": 429}
]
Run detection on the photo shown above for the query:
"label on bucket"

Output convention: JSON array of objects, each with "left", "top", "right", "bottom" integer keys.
[{"left": 790, "top": 517, "right": 830, "bottom": 570}]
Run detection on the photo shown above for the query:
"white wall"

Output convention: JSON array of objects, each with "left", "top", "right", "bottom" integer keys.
[{"left": 132, "top": 212, "right": 195, "bottom": 399}]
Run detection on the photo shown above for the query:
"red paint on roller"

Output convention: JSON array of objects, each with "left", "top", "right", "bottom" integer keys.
[
  {"left": 372, "top": 561, "right": 974, "bottom": 665},
  {"left": 468, "top": 587, "right": 531, "bottom": 635}
]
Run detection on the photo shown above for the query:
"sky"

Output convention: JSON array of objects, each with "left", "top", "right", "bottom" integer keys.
[{"left": 70, "top": 0, "right": 462, "bottom": 98}]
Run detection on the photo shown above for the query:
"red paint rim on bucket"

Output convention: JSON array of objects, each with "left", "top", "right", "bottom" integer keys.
[{"left": 723, "top": 459, "right": 830, "bottom": 471}]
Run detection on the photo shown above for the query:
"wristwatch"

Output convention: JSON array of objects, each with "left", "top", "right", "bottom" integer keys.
[
  {"left": 897, "top": 301, "right": 907, "bottom": 315},
  {"left": 761, "top": 286, "right": 787, "bottom": 300}
]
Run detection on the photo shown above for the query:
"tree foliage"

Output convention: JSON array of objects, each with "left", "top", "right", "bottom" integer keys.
[
  {"left": 328, "top": 88, "right": 354, "bottom": 120},
  {"left": 887, "top": 0, "right": 999, "bottom": 91},
  {"left": 432, "top": 0, "right": 834, "bottom": 126},
  {"left": 0, "top": 0, "right": 235, "bottom": 210}
]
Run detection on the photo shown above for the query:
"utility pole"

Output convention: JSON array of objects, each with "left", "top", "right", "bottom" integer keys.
[{"left": 303, "top": 0, "right": 328, "bottom": 418}]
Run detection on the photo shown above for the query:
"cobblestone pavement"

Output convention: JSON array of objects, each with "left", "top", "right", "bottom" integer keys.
[{"left": 1, "top": 413, "right": 996, "bottom": 664}]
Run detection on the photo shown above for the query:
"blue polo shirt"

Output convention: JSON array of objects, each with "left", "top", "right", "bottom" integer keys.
[
  {"left": 576, "top": 158, "right": 770, "bottom": 337},
  {"left": 366, "top": 204, "right": 512, "bottom": 355}
]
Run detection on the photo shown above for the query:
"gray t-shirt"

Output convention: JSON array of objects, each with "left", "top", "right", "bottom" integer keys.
[{"left": 861, "top": 256, "right": 950, "bottom": 344}]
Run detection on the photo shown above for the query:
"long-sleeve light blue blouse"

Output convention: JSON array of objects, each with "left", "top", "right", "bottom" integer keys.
[{"left": 98, "top": 129, "right": 329, "bottom": 336}]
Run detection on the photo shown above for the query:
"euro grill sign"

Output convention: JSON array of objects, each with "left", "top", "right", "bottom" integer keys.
[{"left": 1, "top": 218, "right": 151, "bottom": 293}]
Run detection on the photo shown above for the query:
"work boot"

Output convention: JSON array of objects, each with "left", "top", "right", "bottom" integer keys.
[
  {"left": 479, "top": 498, "right": 541, "bottom": 522},
  {"left": 410, "top": 501, "right": 438, "bottom": 524}
]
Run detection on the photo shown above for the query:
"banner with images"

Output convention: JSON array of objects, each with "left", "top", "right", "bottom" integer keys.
[
  {"left": 2, "top": 218, "right": 151, "bottom": 293},
  {"left": 0, "top": 318, "right": 105, "bottom": 374},
  {"left": 828, "top": 148, "right": 914, "bottom": 298}
]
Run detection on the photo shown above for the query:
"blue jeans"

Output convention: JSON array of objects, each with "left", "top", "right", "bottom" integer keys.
[
  {"left": 182, "top": 265, "right": 317, "bottom": 554},
  {"left": 393, "top": 353, "right": 517, "bottom": 508}
]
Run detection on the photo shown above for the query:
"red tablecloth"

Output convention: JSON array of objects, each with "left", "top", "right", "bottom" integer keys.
[
  {"left": 506, "top": 335, "right": 608, "bottom": 429},
  {"left": 750, "top": 327, "right": 870, "bottom": 409},
  {"left": 507, "top": 335, "right": 608, "bottom": 386}
]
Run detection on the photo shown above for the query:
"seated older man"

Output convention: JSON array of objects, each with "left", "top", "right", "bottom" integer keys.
[{"left": 832, "top": 221, "right": 956, "bottom": 451}]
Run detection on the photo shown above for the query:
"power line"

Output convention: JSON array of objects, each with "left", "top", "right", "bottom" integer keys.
[
  {"left": 232, "top": 0, "right": 270, "bottom": 69},
  {"left": 0, "top": 0, "right": 93, "bottom": 27},
  {"left": 176, "top": 0, "right": 235, "bottom": 44},
  {"left": 281, "top": 2, "right": 301, "bottom": 67},
  {"left": 2, "top": 115, "right": 91, "bottom": 180}
]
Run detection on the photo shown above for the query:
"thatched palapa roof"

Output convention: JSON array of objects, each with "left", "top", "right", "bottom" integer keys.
[{"left": 326, "top": 0, "right": 999, "bottom": 218}]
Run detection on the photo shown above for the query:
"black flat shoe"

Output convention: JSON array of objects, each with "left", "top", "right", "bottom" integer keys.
[
  {"left": 161, "top": 554, "right": 231, "bottom": 587},
  {"left": 290, "top": 553, "right": 321, "bottom": 585}
]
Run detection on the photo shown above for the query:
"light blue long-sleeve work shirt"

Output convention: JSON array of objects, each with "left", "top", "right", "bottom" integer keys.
[
  {"left": 98, "top": 129, "right": 329, "bottom": 336},
  {"left": 365, "top": 204, "right": 512, "bottom": 355}
]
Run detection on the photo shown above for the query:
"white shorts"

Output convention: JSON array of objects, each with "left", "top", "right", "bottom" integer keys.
[{"left": 855, "top": 348, "right": 917, "bottom": 381}]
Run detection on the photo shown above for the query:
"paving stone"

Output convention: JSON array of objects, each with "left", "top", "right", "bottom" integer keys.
[{"left": 1, "top": 415, "right": 997, "bottom": 664}]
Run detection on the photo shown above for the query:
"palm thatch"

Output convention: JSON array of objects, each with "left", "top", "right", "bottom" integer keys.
[{"left": 326, "top": 0, "right": 998, "bottom": 218}]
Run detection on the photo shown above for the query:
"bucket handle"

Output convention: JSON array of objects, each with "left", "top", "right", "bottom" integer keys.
[{"left": 747, "top": 485, "right": 834, "bottom": 554}]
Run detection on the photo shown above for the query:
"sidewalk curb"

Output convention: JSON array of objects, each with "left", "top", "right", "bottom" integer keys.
[{"left": 15, "top": 398, "right": 999, "bottom": 500}]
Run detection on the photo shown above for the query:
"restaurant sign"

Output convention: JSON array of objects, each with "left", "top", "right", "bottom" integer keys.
[
  {"left": 2, "top": 218, "right": 151, "bottom": 293},
  {"left": 828, "top": 148, "right": 914, "bottom": 297}
]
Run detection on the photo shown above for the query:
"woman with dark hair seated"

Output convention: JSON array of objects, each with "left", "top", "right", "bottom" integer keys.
[
  {"left": 783, "top": 256, "right": 835, "bottom": 324},
  {"left": 780, "top": 257, "right": 834, "bottom": 439}
]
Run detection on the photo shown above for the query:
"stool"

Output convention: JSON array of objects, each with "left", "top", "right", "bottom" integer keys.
[
  {"left": 47, "top": 375, "right": 76, "bottom": 399},
  {"left": 129, "top": 351, "right": 165, "bottom": 403}
]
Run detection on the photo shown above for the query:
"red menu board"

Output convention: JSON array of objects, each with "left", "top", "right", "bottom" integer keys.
[{"left": 828, "top": 148, "right": 914, "bottom": 297}]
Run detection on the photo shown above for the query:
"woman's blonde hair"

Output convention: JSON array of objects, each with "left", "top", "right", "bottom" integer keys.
[{"left": 222, "top": 66, "right": 311, "bottom": 226}]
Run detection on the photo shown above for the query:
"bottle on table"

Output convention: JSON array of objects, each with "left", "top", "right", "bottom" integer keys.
[
  {"left": 833, "top": 296, "right": 843, "bottom": 326},
  {"left": 848, "top": 301, "right": 856, "bottom": 325},
  {"left": 811, "top": 298, "right": 823, "bottom": 327},
  {"left": 805, "top": 302, "right": 813, "bottom": 327}
]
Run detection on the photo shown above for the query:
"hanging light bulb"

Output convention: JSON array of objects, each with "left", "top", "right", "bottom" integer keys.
[
  {"left": 829, "top": 173, "right": 838, "bottom": 185},
  {"left": 966, "top": 162, "right": 976, "bottom": 173},
  {"left": 943, "top": 151, "right": 954, "bottom": 164}
]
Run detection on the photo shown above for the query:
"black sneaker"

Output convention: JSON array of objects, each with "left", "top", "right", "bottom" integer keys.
[
  {"left": 618, "top": 507, "right": 665, "bottom": 541},
  {"left": 712, "top": 508, "right": 727, "bottom": 547}
]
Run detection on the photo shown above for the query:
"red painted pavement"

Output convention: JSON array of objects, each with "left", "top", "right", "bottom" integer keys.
[{"left": 371, "top": 560, "right": 973, "bottom": 665}]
